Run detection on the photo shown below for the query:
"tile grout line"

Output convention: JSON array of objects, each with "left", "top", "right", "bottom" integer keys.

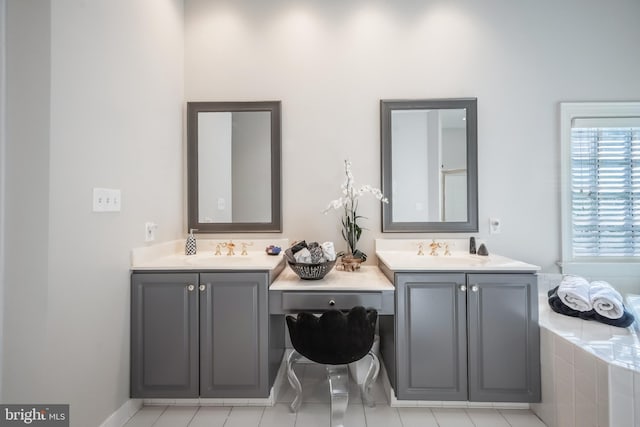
[
  {"left": 464, "top": 408, "right": 478, "bottom": 427},
  {"left": 184, "top": 405, "right": 200, "bottom": 426},
  {"left": 150, "top": 405, "right": 170, "bottom": 427}
]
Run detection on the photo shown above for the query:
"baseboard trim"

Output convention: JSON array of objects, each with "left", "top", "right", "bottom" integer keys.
[{"left": 99, "top": 398, "right": 142, "bottom": 427}]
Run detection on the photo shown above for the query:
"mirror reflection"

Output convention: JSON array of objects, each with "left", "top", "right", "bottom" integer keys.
[
  {"left": 187, "top": 101, "right": 281, "bottom": 233},
  {"left": 381, "top": 98, "right": 478, "bottom": 232},
  {"left": 198, "top": 111, "right": 272, "bottom": 223}
]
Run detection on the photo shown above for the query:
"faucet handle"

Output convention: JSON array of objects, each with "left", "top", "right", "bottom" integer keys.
[
  {"left": 429, "top": 240, "right": 441, "bottom": 256},
  {"left": 225, "top": 241, "right": 236, "bottom": 256},
  {"left": 444, "top": 243, "right": 451, "bottom": 256},
  {"left": 240, "top": 242, "right": 254, "bottom": 256}
]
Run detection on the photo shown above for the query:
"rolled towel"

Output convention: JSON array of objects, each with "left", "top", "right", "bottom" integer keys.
[
  {"left": 321, "top": 241, "right": 337, "bottom": 261},
  {"left": 590, "top": 281, "right": 624, "bottom": 319},
  {"left": 557, "top": 275, "right": 592, "bottom": 312},
  {"left": 548, "top": 286, "right": 635, "bottom": 328},
  {"left": 293, "top": 248, "right": 312, "bottom": 264}
]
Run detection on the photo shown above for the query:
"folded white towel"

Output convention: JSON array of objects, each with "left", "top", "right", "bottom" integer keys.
[
  {"left": 321, "top": 241, "right": 337, "bottom": 261},
  {"left": 558, "top": 275, "right": 592, "bottom": 312},
  {"left": 590, "top": 281, "right": 624, "bottom": 319},
  {"left": 293, "top": 248, "right": 312, "bottom": 264}
]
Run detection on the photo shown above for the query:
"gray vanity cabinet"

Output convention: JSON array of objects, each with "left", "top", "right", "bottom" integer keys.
[
  {"left": 131, "top": 271, "right": 276, "bottom": 399},
  {"left": 199, "top": 272, "right": 269, "bottom": 398},
  {"left": 394, "top": 273, "right": 468, "bottom": 401},
  {"left": 466, "top": 273, "right": 540, "bottom": 402},
  {"left": 391, "top": 272, "right": 540, "bottom": 402},
  {"left": 130, "top": 273, "right": 199, "bottom": 398}
]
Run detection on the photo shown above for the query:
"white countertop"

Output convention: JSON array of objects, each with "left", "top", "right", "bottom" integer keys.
[
  {"left": 130, "top": 238, "right": 289, "bottom": 271},
  {"left": 376, "top": 251, "right": 541, "bottom": 272},
  {"left": 270, "top": 265, "right": 394, "bottom": 291}
]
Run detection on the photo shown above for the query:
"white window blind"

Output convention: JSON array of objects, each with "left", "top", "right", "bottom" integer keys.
[{"left": 570, "top": 118, "right": 640, "bottom": 257}]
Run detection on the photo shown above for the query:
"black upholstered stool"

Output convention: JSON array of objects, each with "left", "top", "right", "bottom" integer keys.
[{"left": 285, "top": 306, "right": 380, "bottom": 427}]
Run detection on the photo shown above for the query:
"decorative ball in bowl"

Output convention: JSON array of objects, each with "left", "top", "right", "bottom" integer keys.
[{"left": 287, "top": 259, "right": 336, "bottom": 280}]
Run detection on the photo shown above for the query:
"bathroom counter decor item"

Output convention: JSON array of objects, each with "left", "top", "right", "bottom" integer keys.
[
  {"left": 185, "top": 228, "right": 198, "bottom": 255},
  {"left": 323, "top": 159, "right": 388, "bottom": 268},
  {"left": 285, "top": 240, "right": 337, "bottom": 280},
  {"left": 287, "top": 259, "right": 337, "bottom": 280}
]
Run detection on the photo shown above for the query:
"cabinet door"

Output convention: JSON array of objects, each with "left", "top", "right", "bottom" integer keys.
[
  {"left": 130, "top": 273, "right": 199, "bottom": 398},
  {"left": 396, "top": 273, "right": 467, "bottom": 401},
  {"left": 199, "top": 272, "right": 269, "bottom": 398},
  {"left": 467, "top": 274, "right": 540, "bottom": 402}
]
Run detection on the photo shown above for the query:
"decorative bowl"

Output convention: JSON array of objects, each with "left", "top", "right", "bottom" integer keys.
[{"left": 288, "top": 260, "right": 336, "bottom": 280}]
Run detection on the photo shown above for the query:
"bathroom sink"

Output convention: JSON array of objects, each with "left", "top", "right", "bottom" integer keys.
[
  {"left": 376, "top": 250, "right": 539, "bottom": 272},
  {"left": 184, "top": 255, "right": 260, "bottom": 266},
  {"left": 180, "top": 253, "right": 285, "bottom": 270},
  {"left": 377, "top": 251, "right": 488, "bottom": 269},
  {"left": 411, "top": 255, "right": 489, "bottom": 267}
]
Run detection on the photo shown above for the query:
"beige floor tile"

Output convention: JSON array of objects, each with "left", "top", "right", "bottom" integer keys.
[
  {"left": 123, "top": 406, "right": 166, "bottom": 427},
  {"left": 259, "top": 403, "right": 297, "bottom": 427},
  {"left": 500, "top": 409, "right": 547, "bottom": 427},
  {"left": 294, "top": 403, "right": 330, "bottom": 427},
  {"left": 224, "top": 407, "right": 265, "bottom": 427},
  {"left": 363, "top": 404, "right": 403, "bottom": 427},
  {"left": 187, "top": 406, "right": 230, "bottom": 427},
  {"left": 150, "top": 406, "right": 197, "bottom": 427},
  {"left": 432, "top": 407, "right": 474, "bottom": 427},
  {"left": 397, "top": 407, "right": 439, "bottom": 427},
  {"left": 466, "top": 408, "right": 511, "bottom": 427}
]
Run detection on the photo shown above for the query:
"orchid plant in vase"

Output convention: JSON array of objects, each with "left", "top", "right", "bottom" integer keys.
[{"left": 323, "top": 160, "right": 388, "bottom": 265}]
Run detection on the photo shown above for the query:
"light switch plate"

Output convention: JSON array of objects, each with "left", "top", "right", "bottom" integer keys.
[{"left": 93, "top": 188, "right": 121, "bottom": 212}]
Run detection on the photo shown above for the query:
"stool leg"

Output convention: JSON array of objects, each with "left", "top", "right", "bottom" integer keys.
[
  {"left": 361, "top": 351, "right": 380, "bottom": 407},
  {"left": 326, "top": 364, "right": 349, "bottom": 427},
  {"left": 286, "top": 350, "right": 303, "bottom": 412}
]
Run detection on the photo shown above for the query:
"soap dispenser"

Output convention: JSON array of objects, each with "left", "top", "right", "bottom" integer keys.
[{"left": 185, "top": 229, "right": 197, "bottom": 255}]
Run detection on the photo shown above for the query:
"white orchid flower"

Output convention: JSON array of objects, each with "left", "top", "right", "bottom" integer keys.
[{"left": 322, "top": 159, "right": 389, "bottom": 260}]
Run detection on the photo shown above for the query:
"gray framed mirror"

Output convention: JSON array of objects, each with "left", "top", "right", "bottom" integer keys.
[
  {"left": 380, "top": 98, "right": 478, "bottom": 232},
  {"left": 187, "top": 101, "right": 282, "bottom": 233}
]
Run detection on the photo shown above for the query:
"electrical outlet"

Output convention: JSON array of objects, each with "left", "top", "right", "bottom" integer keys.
[
  {"left": 145, "top": 222, "right": 158, "bottom": 242},
  {"left": 489, "top": 217, "right": 502, "bottom": 234}
]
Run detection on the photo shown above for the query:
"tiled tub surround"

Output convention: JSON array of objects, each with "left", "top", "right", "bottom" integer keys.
[{"left": 533, "top": 274, "right": 640, "bottom": 427}]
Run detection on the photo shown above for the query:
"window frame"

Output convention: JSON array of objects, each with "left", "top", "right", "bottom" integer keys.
[{"left": 560, "top": 102, "right": 640, "bottom": 276}]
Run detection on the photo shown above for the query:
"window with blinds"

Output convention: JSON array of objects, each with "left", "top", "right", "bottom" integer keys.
[{"left": 570, "top": 118, "right": 640, "bottom": 257}]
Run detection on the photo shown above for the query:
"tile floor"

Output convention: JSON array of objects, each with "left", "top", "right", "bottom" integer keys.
[{"left": 124, "top": 363, "right": 547, "bottom": 427}]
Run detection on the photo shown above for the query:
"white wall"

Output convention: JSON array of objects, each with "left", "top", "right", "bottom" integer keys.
[
  {"left": 185, "top": 0, "right": 640, "bottom": 274},
  {"left": 4, "top": 0, "right": 52, "bottom": 403},
  {"left": 3, "top": 1, "right": 184, "bottom": 426}
]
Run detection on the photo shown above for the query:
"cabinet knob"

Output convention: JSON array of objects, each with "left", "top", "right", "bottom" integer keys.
[
  {"left": 459, "top": 284, "right": 467, "bottom": 292},
  {"left": 471, "top": 285, "right": 479, "bottom": 292},
  {"left": 329, "top": 299, "right": 336, "bottom": 306},
  {"left": 187, "top": 284, "right": 195, "bottom": 292},
  {"left": 199, "top": 284, "right": 206, "bottom": 291}
]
